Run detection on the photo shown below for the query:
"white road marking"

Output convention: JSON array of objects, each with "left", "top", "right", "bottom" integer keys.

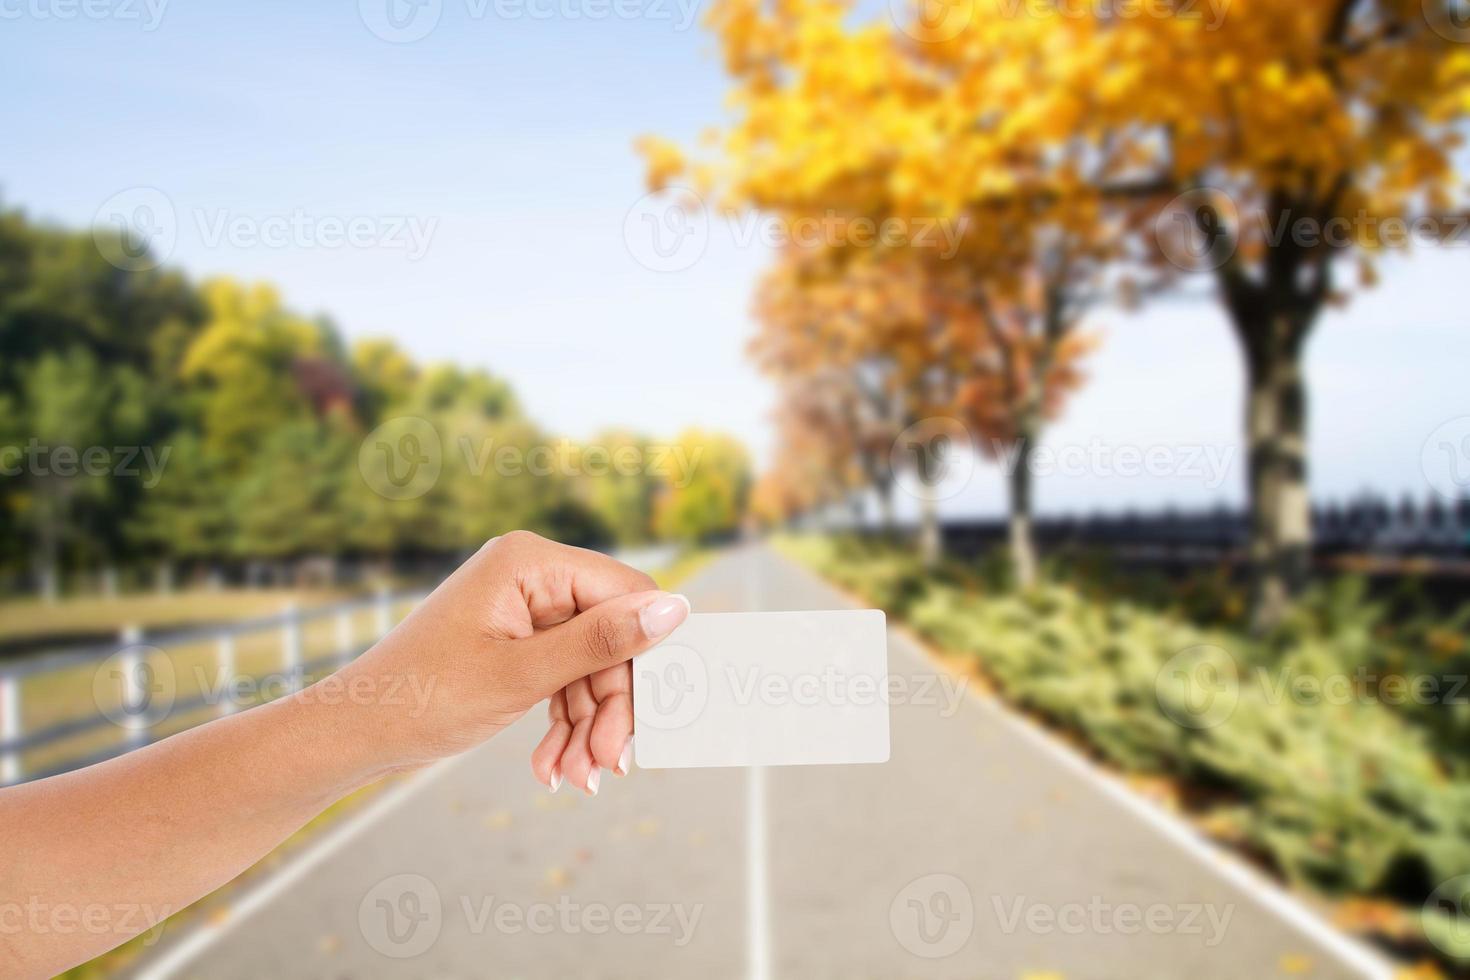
[
  {"left": 742, "top": 545, "right": 774, "bottom": 980},
  {"left": 746, "top": 765, "right": 772, "bottom": 980},
  {"left": 134, "top": 755, "right": 464, "bottom": 980}
]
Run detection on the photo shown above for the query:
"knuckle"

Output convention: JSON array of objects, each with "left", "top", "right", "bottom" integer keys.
[
  {"left": 582, "top": 614, "right": 627, "bottom": 664},
  {"left": 498, "top": 529, "right": 543, "bottom": 551}
]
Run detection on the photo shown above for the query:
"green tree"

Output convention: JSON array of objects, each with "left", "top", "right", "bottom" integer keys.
[{"left": 655, "top": 430, "right": 751, "bottom": 543}]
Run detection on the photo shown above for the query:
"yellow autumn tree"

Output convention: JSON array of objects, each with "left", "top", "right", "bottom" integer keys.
[{"left": 647, "top": 0, "right": 1470, "bottom": 625}]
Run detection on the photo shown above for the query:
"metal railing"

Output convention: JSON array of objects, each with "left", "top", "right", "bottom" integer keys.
[{"left": 0, "top": 587, "right": 425, "bottom": 788}]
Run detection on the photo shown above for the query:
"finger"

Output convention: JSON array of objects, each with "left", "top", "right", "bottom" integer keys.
[
  {"left": 565, "top": 675, "right": 597, "bottom": 725},
  {"left": 560, "top": 715, "right": 599, "bottom": 795},
  {"left": 590, "top": 691, "right": 634, "bottom": 776},
  {"left": 531, "top": 721, "right": 572, "bottom": 791},
  {"left": 530, "top": 691, "right": 571, "bottom": 790},
  {"left": 487, "top": 531, "right": 659, "bottom": 627},
  {"left": 588, "top": 660, "right": 632, "bottom": 703},
  {"left": 520, "top": 590, "right": 690, "bottom": 696}
]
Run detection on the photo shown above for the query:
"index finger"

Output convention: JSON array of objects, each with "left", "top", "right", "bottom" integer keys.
[{"left": 487, "top": 531, "right": 659, "bottom": 628}]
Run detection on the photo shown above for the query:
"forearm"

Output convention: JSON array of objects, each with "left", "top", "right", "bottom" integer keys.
[{"left": 0, "top": 685, "right": 391, "bottom": 979}]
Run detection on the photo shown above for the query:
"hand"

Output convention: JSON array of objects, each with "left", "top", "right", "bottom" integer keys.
[{"left": 330, "top": 531, "right": 690, "bottom": 792}]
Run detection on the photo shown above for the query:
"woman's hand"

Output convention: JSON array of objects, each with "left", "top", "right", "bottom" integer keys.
[
  {"left": 0, "top": 532, "right": 688, "bottom": 979},
  {"left": 333, "top": 530, "right": 689, "bottom": 792}
]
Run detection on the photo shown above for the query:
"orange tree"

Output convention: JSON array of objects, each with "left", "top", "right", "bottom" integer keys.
[
  {"left": 646, "top": 0, "right": 1470, "bottom": 626},
  {"left": 752, "top": 247, "right": 940, "bottom": 541}
]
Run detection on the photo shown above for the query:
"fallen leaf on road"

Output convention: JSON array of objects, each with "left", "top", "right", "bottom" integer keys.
[
  {"left": 546, "top": 867, "right": 571, "bottom": 887},
  {"left": 637, "top": 818, "right": 662, "bottom": 837},
  {"left": 1279, "top": 953, "right": 1314, "bottom": 974},
  {"left": 317, "top": 934, "right": 340, "bottom": 954},
  {"left": 484, "top": 809, "right": 513, "bottom": 830}
]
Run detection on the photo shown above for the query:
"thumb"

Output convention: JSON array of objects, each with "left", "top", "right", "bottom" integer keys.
[{"left": 522, "top": 590, "right": 691, "bottom": 695}]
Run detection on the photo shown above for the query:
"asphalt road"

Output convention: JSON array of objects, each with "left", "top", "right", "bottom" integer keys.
[{"left": 130, "top": 544, "right": 1375, "bottom": 980}]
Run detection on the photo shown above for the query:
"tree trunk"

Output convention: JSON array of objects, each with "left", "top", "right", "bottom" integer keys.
[
  {"left": 1007, "top": 430, "right": 1039, "bottom": 589},
  {"left": 1239, "top": 315, "right": 1311, "bottom": 632},
  {"left": 918, "top": 490, "right": 942, "bottom": 568},
  {"left": 875, "top": 480, "right": 895, "bottom": 535}
]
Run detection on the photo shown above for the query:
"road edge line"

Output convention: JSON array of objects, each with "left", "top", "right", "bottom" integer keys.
[
  {"left": 774, "top": 545, "right": 1395, "bottom": 980},
  {"left": 131, "top": 755, "right": 464, "bottom": 980}
]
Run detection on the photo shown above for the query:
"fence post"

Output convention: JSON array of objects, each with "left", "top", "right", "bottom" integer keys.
[
  {"left": 217, "top": 633, "right": 237, "bottom": 716},
  {"left": 336, "top": 608, "right": 354, "bottom": 666},
  {"left": 119, "top": 625, "right": 150, "bottom": 751},
  {"left": 1, "top": 671, "right": 21, "bottom": 786},
  {"left": 282, "top": 603, "right": 302, "bottom": 694},
  {"left": 375, "top": 587, "right": 393, "bottom": 638}
]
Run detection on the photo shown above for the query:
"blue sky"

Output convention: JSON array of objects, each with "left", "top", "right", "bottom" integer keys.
[{"left": 4, "top": 0, "right": 1467, "bottom": 516}]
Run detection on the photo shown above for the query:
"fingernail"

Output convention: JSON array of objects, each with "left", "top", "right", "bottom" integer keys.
[
  {"left": 640, "top": 593, "right": 691, "bottom": 639},
  {"left": 586, "top": 768, "right": 601, "bottom": 797},
  {"left": 616, "top": 738, "right": 632, "bottom": 776},
  {"left": 549, "top": 767, "right": 562, "bottom": 794}
]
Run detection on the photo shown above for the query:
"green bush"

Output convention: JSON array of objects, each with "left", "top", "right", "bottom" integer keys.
[{"left": 780, "top": 534, "right": 1470, "bottom": 906}]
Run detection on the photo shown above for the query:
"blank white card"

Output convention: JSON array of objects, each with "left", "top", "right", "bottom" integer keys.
[{"left": 632, "top": 610, "right": 890, "bottom": 769}]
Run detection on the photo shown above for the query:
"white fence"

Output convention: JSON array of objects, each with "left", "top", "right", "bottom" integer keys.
[{"left": 0, "top": 588, "right": 424, "bottom": 788}]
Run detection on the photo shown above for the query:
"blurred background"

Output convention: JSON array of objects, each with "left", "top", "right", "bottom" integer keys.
[{"left": 3, "top": 0, "right": 1470, "bottom": 976}]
